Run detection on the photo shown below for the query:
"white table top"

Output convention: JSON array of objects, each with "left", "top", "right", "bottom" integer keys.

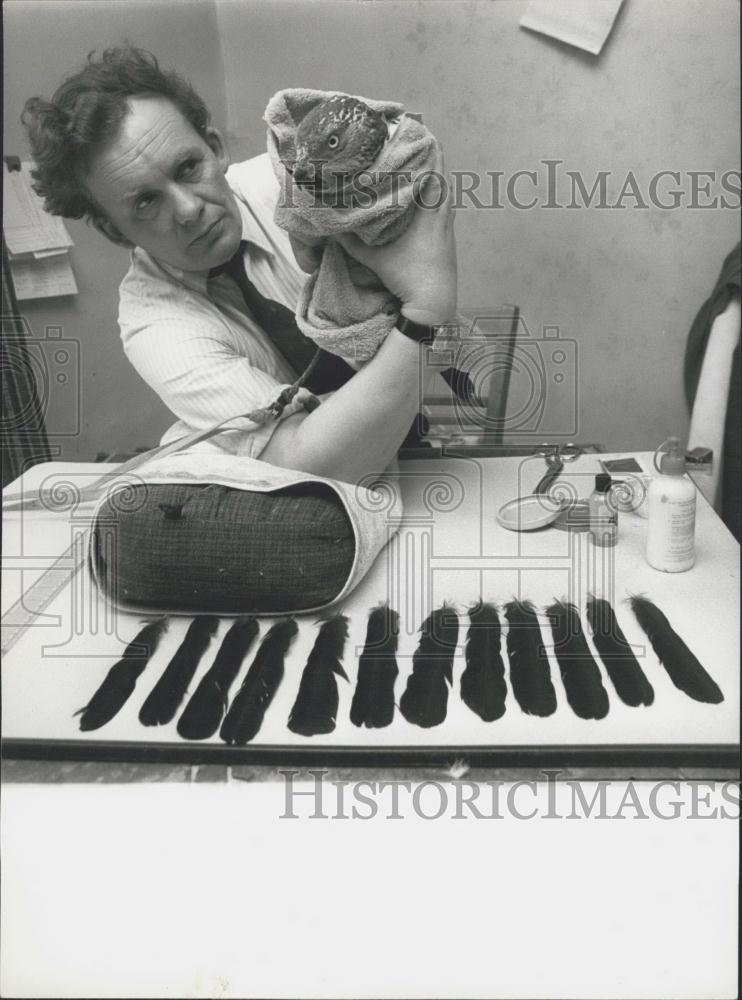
[{"left": 2, "top": 453, "right": 738, "bottom": 760}]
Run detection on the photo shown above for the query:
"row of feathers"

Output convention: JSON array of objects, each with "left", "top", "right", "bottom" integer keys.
[{"left": 75, "top": 596, "right": 724, "bottom": 742}]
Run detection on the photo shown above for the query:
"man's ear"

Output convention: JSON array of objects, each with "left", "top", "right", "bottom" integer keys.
[
  {"left": 205, "top": 126, "right": 230, "bottom": 173},
  {"left": 92, "top": 216, "right": 135, "bottom": 249}
]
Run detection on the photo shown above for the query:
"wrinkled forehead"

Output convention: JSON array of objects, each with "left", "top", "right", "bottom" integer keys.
[{"left": 85, "top": 95, "right": 205, "bottom": 202}]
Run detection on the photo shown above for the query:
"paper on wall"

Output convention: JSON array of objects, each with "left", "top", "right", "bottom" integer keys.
[
  {"left": 520, "top": 0, "right": 624, "bottom": 56},
  {"left": 3, "top": 162, "right": 74, "bottom": 255},
  {"left": 9, "top": 252, "right": 78, "bottom": 300},
  {"left": 33, "top": 248, "right": 70, "bottom": 260}
]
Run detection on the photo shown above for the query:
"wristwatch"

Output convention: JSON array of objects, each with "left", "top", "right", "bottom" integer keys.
[{"left": 396, "top": 314, "right": 436, "bottom": 344}]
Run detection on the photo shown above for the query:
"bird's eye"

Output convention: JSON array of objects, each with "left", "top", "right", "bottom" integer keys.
[{"left": 327, "top": 135, "right": 339, "bottom": 149}]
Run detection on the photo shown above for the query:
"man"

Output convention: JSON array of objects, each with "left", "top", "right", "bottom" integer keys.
[
  {"left": 21, "top": 46, "right": 458, "bottom": 612},
  {"left": 23, "top": 47, "right": 457, "bottom": 486}
]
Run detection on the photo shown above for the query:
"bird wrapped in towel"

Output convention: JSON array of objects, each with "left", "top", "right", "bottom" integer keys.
[{"left": 265, "top": 87, "right": 468, "bottom": 399}]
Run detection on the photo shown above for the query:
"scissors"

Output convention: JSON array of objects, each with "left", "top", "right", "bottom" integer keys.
[
  {"left": 496, "top": 442, "right": 586, "bottom": 531},
  {"left": 532, "top": 442, "right": 583, "bottom": 495},
  {"left": 495, "top": 442, "right": 584, "bottom": 531}
]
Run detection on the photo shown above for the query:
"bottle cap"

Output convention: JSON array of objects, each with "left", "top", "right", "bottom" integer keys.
[
  {"left": 658, "top": 437, "right": 687, "bottom": 476},
  {"left": 594, "top": 473, "right": 611, "bottom": 493}
]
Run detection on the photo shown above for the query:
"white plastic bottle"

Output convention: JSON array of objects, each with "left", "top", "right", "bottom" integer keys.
[{"left": 646, "top": 437, "right": 696, "bottom": 572}]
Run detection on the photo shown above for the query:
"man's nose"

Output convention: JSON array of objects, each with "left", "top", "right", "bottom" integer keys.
[{"left": 171, "top": 185, "right": 203, "bottom": 225}]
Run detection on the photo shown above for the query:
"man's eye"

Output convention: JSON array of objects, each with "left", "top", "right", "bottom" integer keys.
[
  {"left": 180, "top": 158, "right": 201, "bottom": 178},
  {"left": 135, "top": 193, "right": 157, "bottom": 213}
]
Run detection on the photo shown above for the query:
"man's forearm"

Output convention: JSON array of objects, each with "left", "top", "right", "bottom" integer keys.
[{"left": 260, "top": 328, "right": 436, "bottom": 484}]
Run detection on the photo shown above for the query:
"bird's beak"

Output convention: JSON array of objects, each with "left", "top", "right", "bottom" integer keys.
[{"left": 291, "top": 158, "right": 324, "bottom": 190}]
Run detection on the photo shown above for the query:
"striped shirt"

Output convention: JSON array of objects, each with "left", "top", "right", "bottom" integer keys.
[{"left": 119, "top": 153, "right": 321, "bottom": 459}]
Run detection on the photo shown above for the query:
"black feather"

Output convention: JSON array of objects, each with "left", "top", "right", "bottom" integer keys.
[
  {"left": 76, "top": 618, "right": 168, "bottom": 731},
  {"left": 399, "top": 604, "right": 459, "bottom": 728},
  {"left": 504, "top": 601, "right": 556, "bottom": 717},
  {"left": 139, "top": 616, "right": 219, "bottom": 726},
  {"left": 288, "top": 615, "right": 349, "bottom": 736},
  {"left": 220, "top": 618, "right": 299, "bottom": 745},
  {"left": 630, "top": 595, "right": 724, "bottom": 704},
  {"left": 350, "top": 605, "right": 399, "bottom": 728},
  {"left": 545, "top": 601, "right": 610, "bottom": 720},
  {"left": 460, "top": 601, "right": 507, "bottom": 721},
  {"left": 177, "top": 617, "right": 259, "bottom": 740},
  {"left": 585, "top": 597, "right": 654, "bottom": 707}
]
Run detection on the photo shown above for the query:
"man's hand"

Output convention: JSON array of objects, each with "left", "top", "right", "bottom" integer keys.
[{"left": 334, "top": 145, "right": 457, "bottom": 327}]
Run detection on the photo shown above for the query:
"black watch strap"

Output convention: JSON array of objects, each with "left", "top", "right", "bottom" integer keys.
[{"left": 396, "top": 314, "right": 436, "bottom": 344}]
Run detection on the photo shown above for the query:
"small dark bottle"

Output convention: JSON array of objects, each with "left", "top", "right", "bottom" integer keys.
[{"left": 589, "top": 473, "right": 617, "bottom": 547}]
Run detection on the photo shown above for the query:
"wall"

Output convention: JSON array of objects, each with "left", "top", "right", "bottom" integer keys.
[
  {"left": 3, "top": 0, "right": 227, "bottom": 460},
  {"left": 3, "top": 0, "right": 739, "bottom": 457},
  {"left": 217, "top": 0, "right": 740, "bottom": 451}
]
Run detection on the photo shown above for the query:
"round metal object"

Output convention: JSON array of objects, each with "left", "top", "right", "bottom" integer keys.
[{"left": 496, "top": 494, "right": 565, "bottom": 531}]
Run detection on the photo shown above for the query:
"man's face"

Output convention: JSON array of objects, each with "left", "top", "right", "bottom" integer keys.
[{"left": 85, "top": 95, "right": 242, "bottom": 271}]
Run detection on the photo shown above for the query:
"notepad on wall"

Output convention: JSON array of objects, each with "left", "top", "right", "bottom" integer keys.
[
  {"left": 10, "top": 252, "right": 78, "bottom": 300},
  {"left": 520, "top": 0, "right": 624, "bottom": 56},
  {"left": 3, "top": 162, "right": 74, "bottom": 256},
  {"left": 4, "top": 161, "right": 78, "bottom": 298}
]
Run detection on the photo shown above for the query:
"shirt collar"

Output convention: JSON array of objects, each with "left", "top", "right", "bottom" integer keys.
[{"left": 147, "top": 176, "right": 274, "bottom": 293}]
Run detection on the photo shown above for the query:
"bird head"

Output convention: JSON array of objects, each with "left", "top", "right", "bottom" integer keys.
[{"left": 290, "top": 96, "right": 388, "bottom": 193}]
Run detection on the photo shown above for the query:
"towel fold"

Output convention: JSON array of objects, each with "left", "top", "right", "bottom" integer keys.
[{"left": 264, "top": 88, "right": 439, "bottom": 364}]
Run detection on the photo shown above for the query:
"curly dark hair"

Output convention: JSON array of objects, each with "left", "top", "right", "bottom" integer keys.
[{"left": 22, "top": 46, "right": 212, "bottom": 224}]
